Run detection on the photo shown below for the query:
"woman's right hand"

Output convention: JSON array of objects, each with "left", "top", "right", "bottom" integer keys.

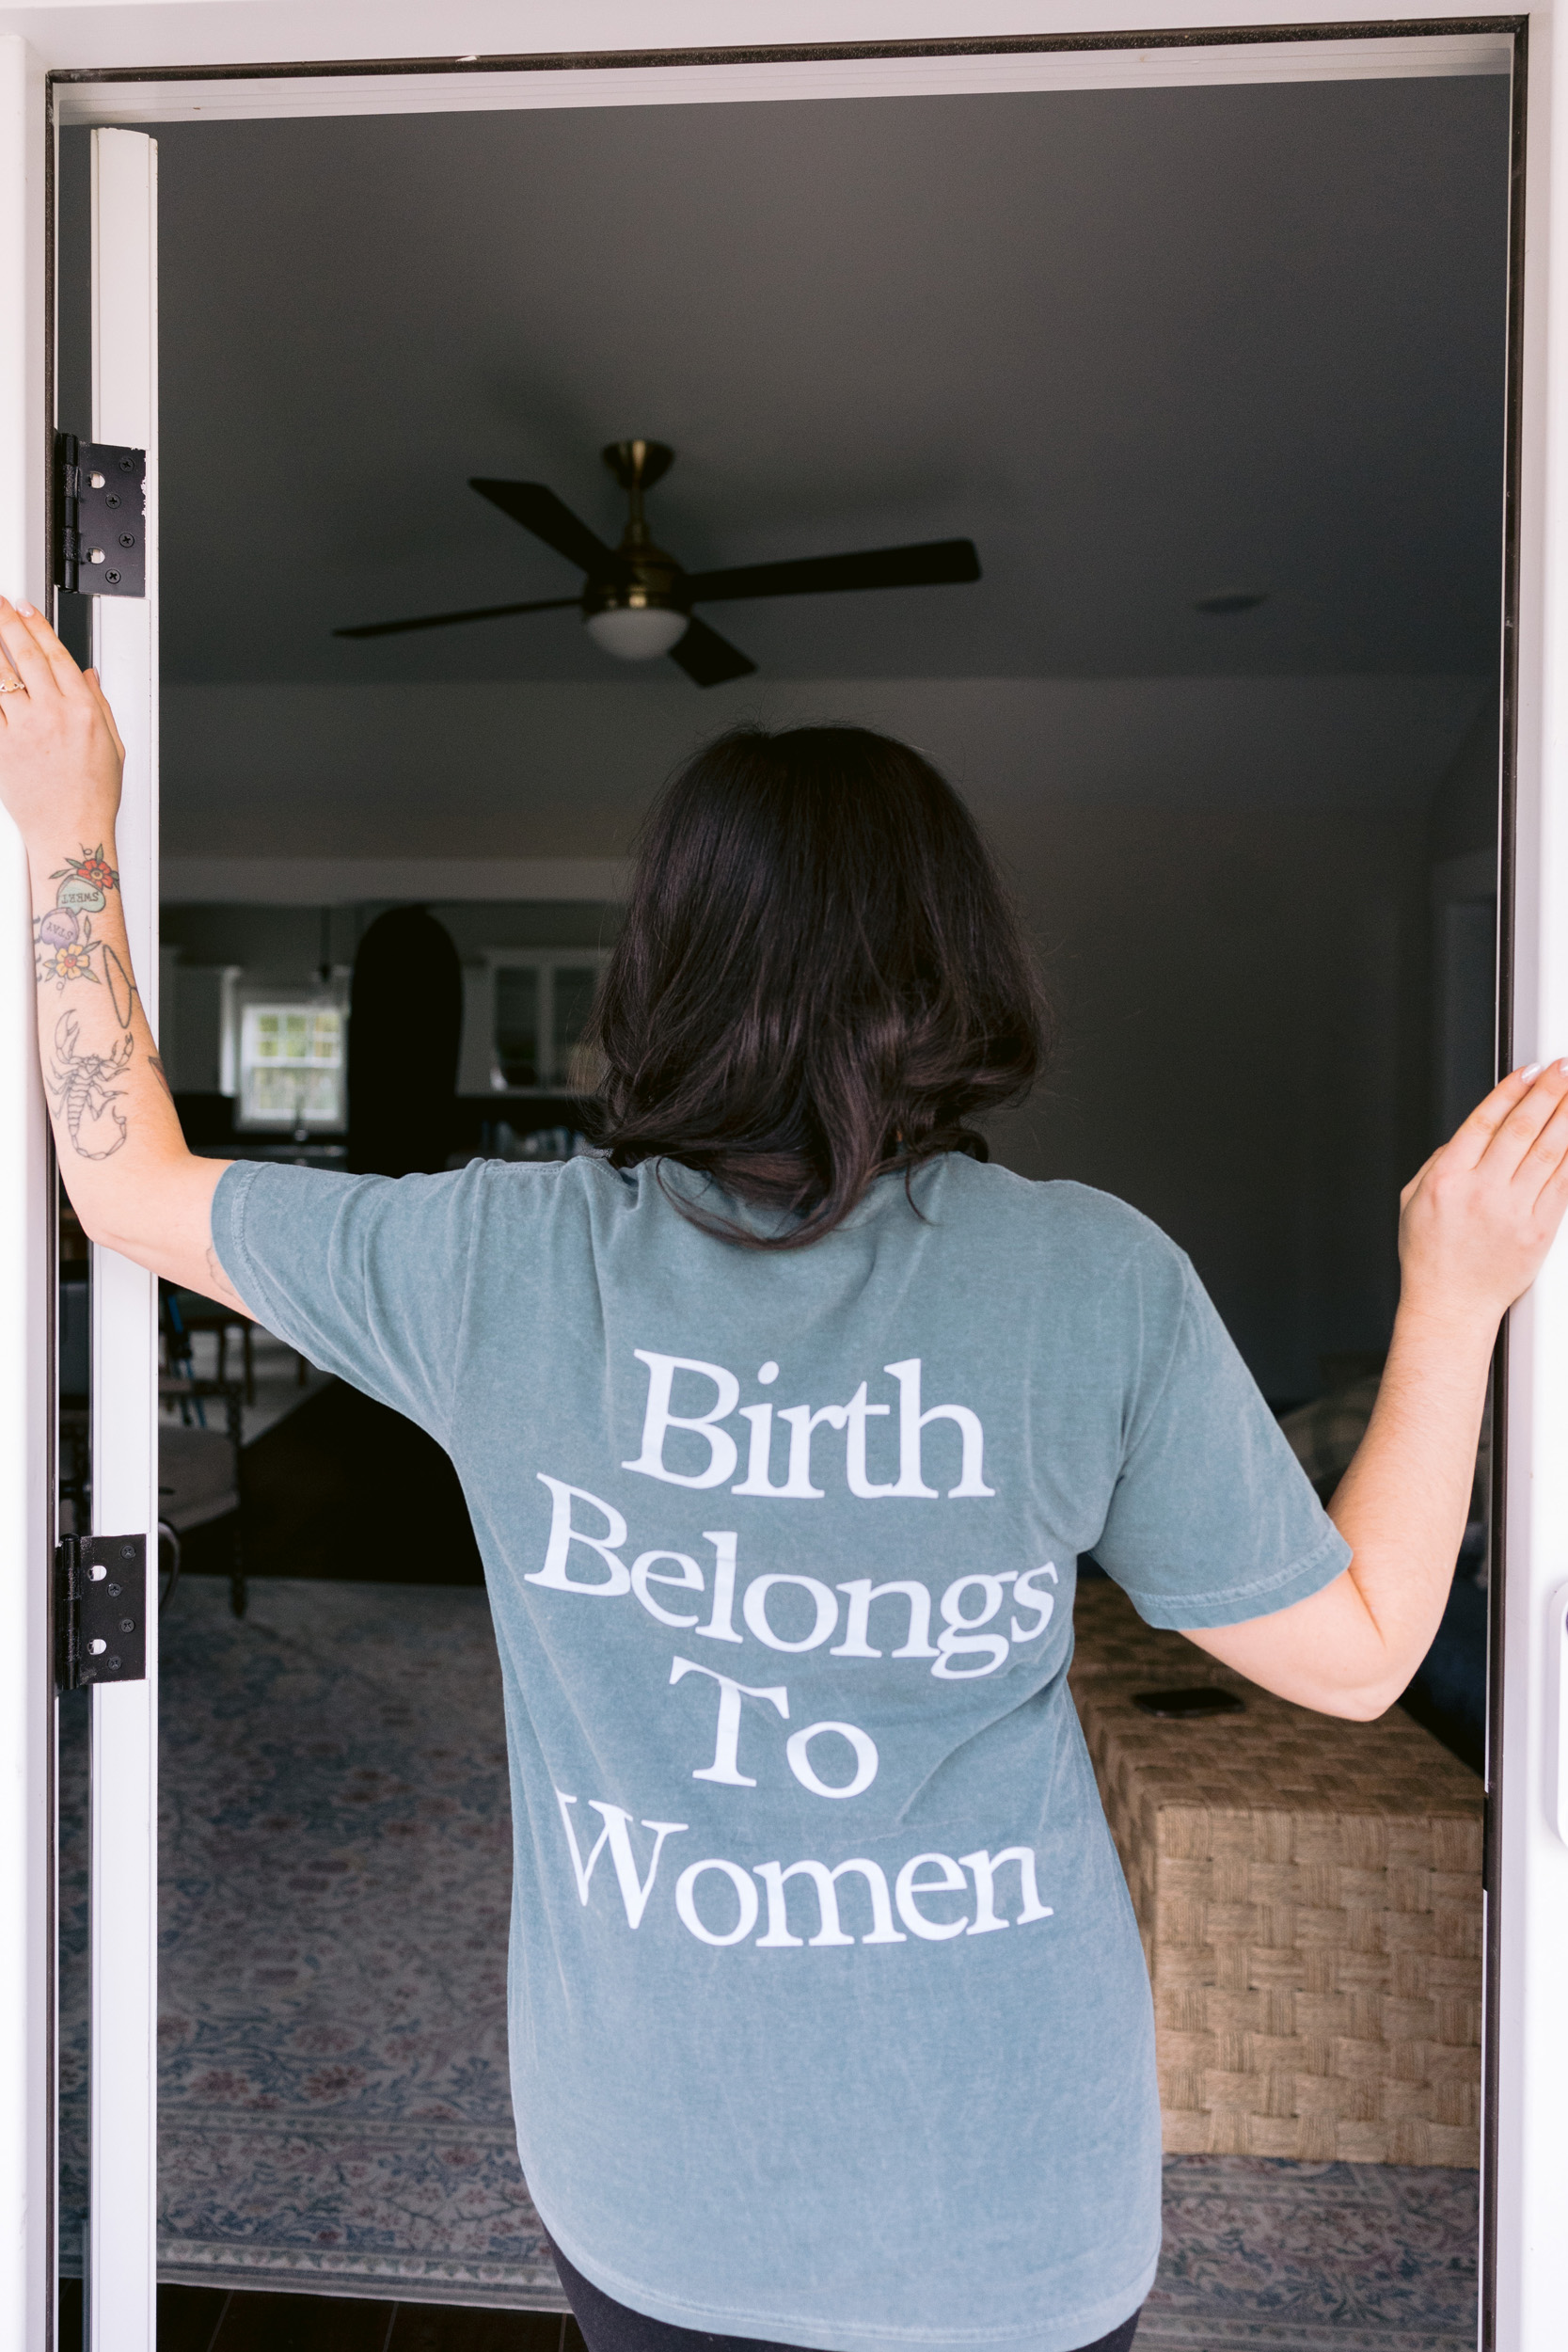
[
  {"left": 1398, "top": 1058, "right": 1568, "bottom": 1331},
  {"left": 0, "top": 598, "right": 125, "bottom": 850}
]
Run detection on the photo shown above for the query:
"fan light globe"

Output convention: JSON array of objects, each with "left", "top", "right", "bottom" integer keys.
[{"left": 584, "top": 606, "right": 690, "bottom": 661}]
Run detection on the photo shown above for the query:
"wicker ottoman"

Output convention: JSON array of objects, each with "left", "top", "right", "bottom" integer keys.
[{"left": 1069, "top": 1577, "right": 1482, "bottom": 2166}]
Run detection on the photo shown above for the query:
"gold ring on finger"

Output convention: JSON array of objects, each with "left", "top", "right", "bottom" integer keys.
[{"left": 0, "top": 675, "right": 28, "bottom": 694}]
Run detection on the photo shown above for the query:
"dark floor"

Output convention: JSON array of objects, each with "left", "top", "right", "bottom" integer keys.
[{"left": 59, "top": 2281, "right": 585, "bottom": 2352}]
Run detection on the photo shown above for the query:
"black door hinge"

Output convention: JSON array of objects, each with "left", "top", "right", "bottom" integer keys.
[
  {"left": 52, "top": 434, "right": 146, "bottom": 597},
  {"left": 55, "top": 1534, "right": 148, "bottom": 1692}
]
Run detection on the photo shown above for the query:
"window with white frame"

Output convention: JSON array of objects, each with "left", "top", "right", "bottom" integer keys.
[
  {"left": 223, "top": 980, "right": 350, "bottom": 1131},
  {"left": 479, "top": 952, "right": 610, "bottom": 1093}
]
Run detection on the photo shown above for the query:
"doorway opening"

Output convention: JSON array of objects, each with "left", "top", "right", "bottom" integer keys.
[{"left": 56, "top": 52, "right": 1512, "bottom": 2345}]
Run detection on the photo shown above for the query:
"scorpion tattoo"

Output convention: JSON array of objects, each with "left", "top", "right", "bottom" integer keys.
[{"left": 49, "top": 1012, "right": 134, "bottom": 1159}]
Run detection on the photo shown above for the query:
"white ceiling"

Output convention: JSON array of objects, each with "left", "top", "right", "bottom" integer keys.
[{"left": 63, "top": 67, "right": 1512, "bottom": 688}]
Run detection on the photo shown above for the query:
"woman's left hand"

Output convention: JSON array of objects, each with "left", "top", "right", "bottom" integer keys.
[{"left": 1398, "top": 1057, "right": 1568, "bottom": 1329}]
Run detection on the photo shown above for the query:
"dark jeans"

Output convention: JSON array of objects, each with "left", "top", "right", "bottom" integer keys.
[{"left": 546, "top": 2231, "right": 1143, "bottom": 2352}]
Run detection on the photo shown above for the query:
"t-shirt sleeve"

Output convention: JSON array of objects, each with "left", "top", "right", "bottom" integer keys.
[
  {"left": 1091, "top": 1249, "right": 1352, "bottom": 1630},
  {"left": 211, "top": 1158, "right": 488, "bottom": 1447}
]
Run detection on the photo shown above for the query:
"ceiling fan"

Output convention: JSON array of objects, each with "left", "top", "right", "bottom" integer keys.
[{"left": 334, "top": 438, "right": 982, "bottom": 687}]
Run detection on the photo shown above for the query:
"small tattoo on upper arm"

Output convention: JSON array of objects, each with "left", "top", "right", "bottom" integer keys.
[
  {"left": 47, "top": 1012, "right": 132, "bottom": 1159},
  {"left": 204, "top": 1244, "right": 244, "bottom": 1310}
]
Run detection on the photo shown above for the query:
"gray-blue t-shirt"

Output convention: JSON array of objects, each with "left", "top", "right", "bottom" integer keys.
[{"left": 213, "top": 1152, "right": 1349, "bottom": 2352}]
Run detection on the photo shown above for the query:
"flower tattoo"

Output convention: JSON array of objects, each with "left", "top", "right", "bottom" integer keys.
[
  {"left": 35, "top": 907, "right": 103, "bottom": 992},
  {"left": 34, "top": 848, "right": 138, "bottom": 1027},
  {"left": 51, "top": 844, "right": 119, "bottom": 911}
]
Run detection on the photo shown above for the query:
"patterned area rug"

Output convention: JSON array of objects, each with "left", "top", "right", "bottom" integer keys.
[
  {"left": 59, "top": 1580, "right": 1479, "bottom": 2337},
  {"left": 1143, "top": 2158, "right": 1476, "bottom": 2351}
]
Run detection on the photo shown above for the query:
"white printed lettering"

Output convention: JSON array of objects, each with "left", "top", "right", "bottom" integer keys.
[
  {"left": 959, "top": 1844, "right": 1054, "bottom": 1934},
  {"left": 884, "top": 1359, "right": 994, "bottom": 1499},
  {"left": 894, "top": 1852, "right": 972, "bottom": 1941},
  {"left": 694, "top": 1530, "right": 744, "bottom": 1644},
  {"left": 742, "top": 1573, "right": 840, "bottom": 1653},
  {"left": 932, "top": 1572, "right": 1013, "bottom": 1678},
  {"left": 753, "top": 1857, "right": 906, "bottom": 1947},
  {"left": 555, "top": 1792, "right": 688, "bottom": 1928},
  {"left": 1010, "top": 1561, "right": 1059, "bottom": 1645},
  {"left": 771, "top": 1402, "right": 849, "bottom": 1499},
  {"left": 669, "top": 1655, "right": 788, "bottom": 1787},
  {"left": 784, "top": 1721, "right": 879, "bottom": 1799},
  {"left": 675, "top": 1858, "right": 760, "bottom": 1946},
  {"left": 528, "top": 1476, "right": 631, "bottom": 1596},
  {"left": 630, "top": 1549, "right": 705, "bottom": 1629},
  {"left": 843, "top": 1381, "right": 895, "bottom": 1498},
  {"left": 623, "top": 1351, "right": 740, "bottom": 1488},
  {"left": 731, "top": 1405, "right": 794, "bottom": 1496},
  {"left": 831, "top": 1578, "right": 938, "bottom": 1659}
]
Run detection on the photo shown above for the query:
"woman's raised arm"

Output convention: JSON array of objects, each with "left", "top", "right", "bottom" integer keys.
[
  {"left": 0, "top": 596, "right": 250, "bottom": 1310},
  {"left": 1188, "top": 1058, "right": 1568, "bottom": 1718}
]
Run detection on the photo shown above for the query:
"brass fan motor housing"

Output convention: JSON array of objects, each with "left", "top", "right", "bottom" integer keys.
[
  {"left": 585, "top": 438, "right": 690, "bottom": 619},
  {"left": 581, "top": 543, "right": 689, "bottom": 621}
]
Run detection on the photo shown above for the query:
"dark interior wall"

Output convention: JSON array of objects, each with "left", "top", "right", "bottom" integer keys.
[
  {"left": 160, "top": 898, "right": 619, "bottom": 973},
  {"left": 985, "top": 803, "right": 1431, "bottom": 1402},
  {"left": 1429, "top": 691, "right": 1502, "bottom": 862},
  {"left": 161, "top": 902, "right": 347, "bottom": 975}
]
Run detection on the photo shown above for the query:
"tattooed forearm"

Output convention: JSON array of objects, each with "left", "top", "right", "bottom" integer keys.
[{"left": 47, "top": 1011, "right": 133, "bottom": 1159}]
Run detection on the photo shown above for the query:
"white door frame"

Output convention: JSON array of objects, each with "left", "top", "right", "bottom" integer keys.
[
  {"left": 2, "top": 8, "right": 1562, "bottom": 2349},
  {"left": 0, "top": 36, "right": 54, "bottom": 2352},
  {"left": 84, "top": 126, "right": 160, "bottom": 2352}
]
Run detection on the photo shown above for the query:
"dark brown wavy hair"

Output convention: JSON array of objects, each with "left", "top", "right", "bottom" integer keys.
[{"left": 588, "top": 724, "right": 1051, "bottom": 1248}]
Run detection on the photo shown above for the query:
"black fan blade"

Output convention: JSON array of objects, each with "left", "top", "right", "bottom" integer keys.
[
  {"left": 469, "top": 479, "right": 613, "bottom": 576},
  {"left": 335, "top": 596, "right": 579, "bottom": 641},
  {"left": 684, "top": 538, "right": 980, "bottom": 605},
  {"left": 669, "top": 615, "right": 757, "bottom": 688}
]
